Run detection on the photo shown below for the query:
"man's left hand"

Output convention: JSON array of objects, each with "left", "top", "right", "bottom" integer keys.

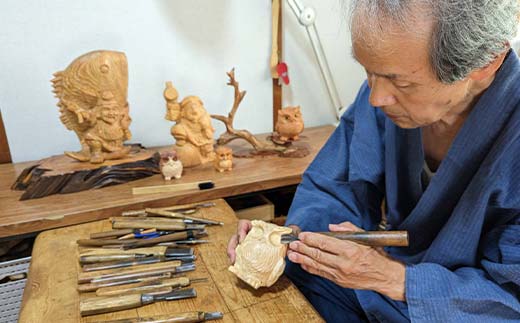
[{"left": 287, "top": 221, "right": 406, "bottom": 301}]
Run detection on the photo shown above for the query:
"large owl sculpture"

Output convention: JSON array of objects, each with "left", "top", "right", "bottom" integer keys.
[
  {"left": 228, "top": 220, "right": 293, "bottom": 289},
  {"left": 275, "top": 106, "right": 304, "bottom": 141}
]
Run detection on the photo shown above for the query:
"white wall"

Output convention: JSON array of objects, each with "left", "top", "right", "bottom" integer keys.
[{"left": 0, "top": 0, "right": 364, "bottom": 163}]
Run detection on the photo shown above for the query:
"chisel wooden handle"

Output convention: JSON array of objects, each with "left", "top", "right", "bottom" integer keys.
[
  {"left": 80, "top": 254, "right": 146, "bottom": 264},
  {"left": 78, "top": 274, "right": 169, "bottom": 293},
  {"left": 77, "top": 239, "right": 137, "bottom": 247},
  {"left": 282, "top": 230, "right": 409, "bottom": 247},
  {"left": 78, "top": 261, "right": 181, "bottom": 283},
  {"left": 127, "top": 231, "right": 199, "bottom": 249},
  {"left": 80, "top": 294, "right": 143, "bottom": 316},
  {"left": 96, "top": 283, "right": 173, "bottom": 297},
  {"left": 80, "top": 246, "right": 167, "bottom": 258},
  {"left": 143, "top": 209, "right": 185, "bottom": 218},
  {"left": 96, "top": 277, "right": 190, "bottom": 296},
  {"left": 111, "top": 217, "right": 185, "bottom": 223},
  {"left": 322, "top": 231, "right": 408, "bottom": 247},
  {"left": 145, "top": 209, "right": 222, "bottom": 225},
  {"left": 90, "top": 229, "right": 135, "bottom": 239},
  {"left": 112, "top": 219, "right": 186, "bottom": 231}
]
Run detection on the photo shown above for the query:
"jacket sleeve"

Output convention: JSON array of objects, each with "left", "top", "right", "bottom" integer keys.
[
  {"left": 406, "top": 214, "right": 520, "bottom": 321},
  {"left": 286, "top": 82, "right": 386, "bottom": 232}
]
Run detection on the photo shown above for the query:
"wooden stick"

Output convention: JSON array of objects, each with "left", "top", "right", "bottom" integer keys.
[
  {"left": 132, "top": 180, "right": 213, "bottom": 195},
  {"left": 271, "top": 0, "right": 281, "bottom": 78}
]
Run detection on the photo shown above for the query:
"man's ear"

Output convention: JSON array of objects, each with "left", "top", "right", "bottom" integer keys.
[{"left": 468, "top": 49, "right": 509, "bottom": 81}]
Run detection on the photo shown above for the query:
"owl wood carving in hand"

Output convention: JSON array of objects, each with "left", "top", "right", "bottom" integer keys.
[
  {"left": 275, "top": 106, "right": 304, "bottom": 141},
  {"left": 228, "top": 220, "right": 293, "bottom": 289}
]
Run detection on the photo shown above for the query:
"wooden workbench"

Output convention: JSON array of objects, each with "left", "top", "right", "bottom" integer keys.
[
  {"left": 19, "top": 199, "right": 323, "bottom": 322},
  {"left": 0, "top": 125, "right": 334, "bottom": 239}
]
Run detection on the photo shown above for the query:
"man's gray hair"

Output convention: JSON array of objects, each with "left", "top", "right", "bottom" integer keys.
[{"left": 349, "top": 0, "right": 520, "bottom": 83}]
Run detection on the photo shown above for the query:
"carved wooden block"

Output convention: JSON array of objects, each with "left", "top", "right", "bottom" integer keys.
[
  {"left": 52, "top": 50, "right": 132, "bottom": 164},
  {"left": 164, "top": 82, "right": 215, "bottom": 168},
  {"left": 160, "top": 151, "right": 183, "bottom": 180},
  {"left": 214, "top": 146, "right": 233, "bottom": 172},
  {"left": 275, "top": 106, "right": 304, "bottom": 141},
  {"left": 229, "top": 220, "right": 292, "bottom": 289}
]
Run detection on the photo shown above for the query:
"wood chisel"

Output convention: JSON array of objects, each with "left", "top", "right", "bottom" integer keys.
[
  {"left": 90, "top": 229, "right": 146, "bottom": 240},
  {"left": 82, "top": 252, "right": 195, "bottom": 272},
  {"left": 96, "top": 277, "right": 208, "bottom": 296},
  {"left": 111, "top": 217, "right": 206, "bottom": 231},
  {"left": 90, "top": 311, "right": 223, "bottom": 323},
  {"left": 122, "top": 230, "right": 207, "bottom": 249},
  {"left": 78, "top": 273, "right": 172, "bottom": 293},
  {"left": 79, "top": 247, "right": 193, "bottom": 264},
  {"left": 78, "top": 261, "right": 184, "bottom": 284},
  {"left": 80, "top": 288, "right": 197, "bottom": 316},
  {"left": 78, "top": 230, "right": 207, "bottom": 249},
  {"left": 280, "top": 230, "right": 409, "bottom": 247},
  {"left": 120, "top": 201, "right": 216, "bottom": 217},
  {"left": 144, "top": 208, "right": 224, "bottom": 226}
]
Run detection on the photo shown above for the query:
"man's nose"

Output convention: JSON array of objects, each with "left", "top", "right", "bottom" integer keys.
[{"left": 368, "top": 77, "right": 397, "bottom": 107}]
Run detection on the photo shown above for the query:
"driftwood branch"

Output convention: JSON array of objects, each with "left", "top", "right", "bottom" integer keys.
[{"left": 211, "top": 68, "right": 270, "bottom": 150}]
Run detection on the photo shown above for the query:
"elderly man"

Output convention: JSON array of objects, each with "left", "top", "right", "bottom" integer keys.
[{"left": 229, "top": 0, "right": 520, "bottom": 321}]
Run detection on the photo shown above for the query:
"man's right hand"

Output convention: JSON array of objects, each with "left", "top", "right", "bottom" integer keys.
[{"left": 227, "top": 219, "right": 253, "bottom": 264}]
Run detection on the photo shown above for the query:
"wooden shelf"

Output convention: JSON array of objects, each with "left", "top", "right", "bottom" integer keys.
[{"left": 0, "top": 125, "right": 334, "bottom": 239}]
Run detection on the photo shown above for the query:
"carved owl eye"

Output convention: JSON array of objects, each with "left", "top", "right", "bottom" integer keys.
[{"left": 248, "top": 226, "right": 264, "bottom": 239}]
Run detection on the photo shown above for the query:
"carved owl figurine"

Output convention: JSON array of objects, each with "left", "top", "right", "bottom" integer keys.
[
  {"left": 275, "top": 106, "right": 304, "bottom": 141},
  {"left": 160, "top": 152, "right": 183, "bottom": 180},
  {"left": 228, "top": 220, "right": 293, "bottom": 289},
  {"left": 214, "top": 146, "right": 233, "bottom": 173}
]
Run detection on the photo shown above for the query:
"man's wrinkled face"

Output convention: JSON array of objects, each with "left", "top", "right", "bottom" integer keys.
[{"left": 351, "top": 15, "right": 472, "bottom": 128}]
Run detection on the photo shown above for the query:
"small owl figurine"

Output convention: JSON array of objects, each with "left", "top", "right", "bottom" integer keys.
[
  {"left": 275, "top": 106, "right": 304, "bottom": 141},
  {"left": 214, "top": 146, "right": 233, "bottom": 173},
  {"left": 160, "top": 151, "right": 183, "bottom": 180}
]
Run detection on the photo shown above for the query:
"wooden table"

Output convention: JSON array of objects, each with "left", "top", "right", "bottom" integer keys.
[
  {"left": 0, "top": 125, "right": 334, "bottom": 239},
  {"left": 19, "top": 199, "right": 324, "bottom": 322}
]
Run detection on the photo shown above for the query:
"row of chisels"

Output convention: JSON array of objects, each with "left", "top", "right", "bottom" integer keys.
[{"left": 76, "top": 202, "right": 224, "bottom": 321}]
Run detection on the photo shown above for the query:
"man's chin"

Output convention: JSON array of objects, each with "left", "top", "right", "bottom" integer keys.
[{"left": 389, "top": 117, "right": 420, "bottom": 129}]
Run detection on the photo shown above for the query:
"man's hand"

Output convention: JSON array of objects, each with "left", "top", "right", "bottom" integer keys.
[
  {"left": 287, "top": 221, "right": 406, "bottom": 301},
  {"left": 227, "top": 219, "right": 253, "bottom": 264}
]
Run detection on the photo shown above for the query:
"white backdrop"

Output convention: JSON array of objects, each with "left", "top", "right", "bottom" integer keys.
[{"left": 0, "top": 0, "right": 365, "bottom": 162}]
